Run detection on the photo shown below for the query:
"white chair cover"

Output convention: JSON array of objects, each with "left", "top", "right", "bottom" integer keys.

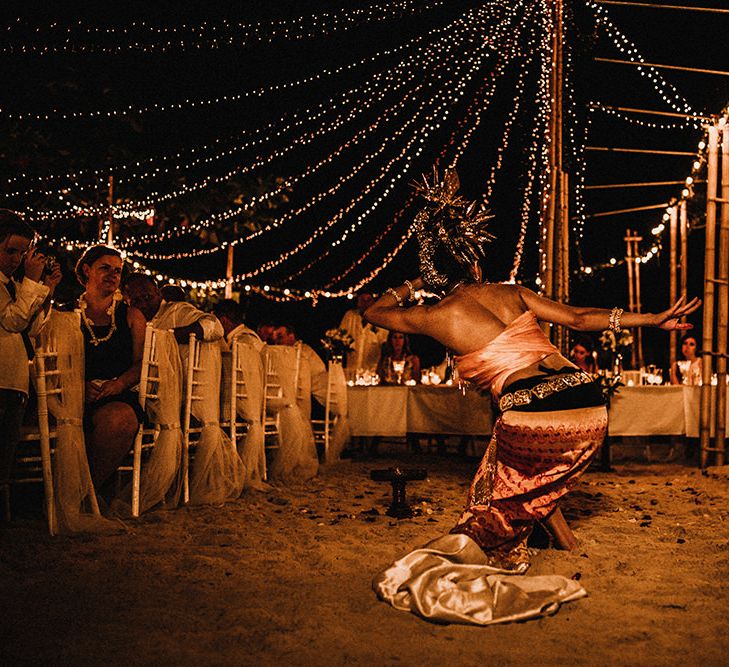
[
  {"left": 265, "top": 345, "right": 318, "bottom": 482},
  {"left": 37, "top": 311, "right": 118, "bottom": 533},
  {"left": 319, "top": 361, "right": 351, "bottom": 462},
  {"left": 120, "top": 329, "right": 184, "bottom": 514},
  {"left": 221, "top": 340, "right": 268, "bottom": 490},
  {"left": 189, "top": 340, "right": 246, "bottom": 504}
]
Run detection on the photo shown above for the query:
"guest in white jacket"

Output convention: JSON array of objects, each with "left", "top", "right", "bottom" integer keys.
[
  {"left": 0, "top": 211, "right": 61, "bottom": 520},
  {"left": 338, "top": 291, "right": 388, "bottom": 372}
]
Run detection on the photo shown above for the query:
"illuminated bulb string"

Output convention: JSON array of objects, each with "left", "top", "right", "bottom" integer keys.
[
  {"left": 6, "top": 6, "right": 484, "bottom": 200},
  {"left": 117, "top": 12, "right": 495, "bottom": 251},
  {"left": 2, "top": 1, "right": 448, "bottom": 54},
  {"left": 237, "top": 2, "right": 532, "bottom": 285},
  {"left": 1, "top": 4, "right": 491, "bottom": 122},
  {"left": 310, "top": 0, "right": 540, "bottom": 288},
  {"left": 577, "top": 111, "right": 729, "bottom": 277},
  {"left": 588, "top": 1, "right": 700, "bottom": 117},
  {"left": 178, "top": 34, "right": 498, "bottom": 282}
]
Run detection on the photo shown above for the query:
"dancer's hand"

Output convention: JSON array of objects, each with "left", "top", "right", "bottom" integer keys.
[{"left": 654, "top": 296, "right": 701, "bottom": 330}]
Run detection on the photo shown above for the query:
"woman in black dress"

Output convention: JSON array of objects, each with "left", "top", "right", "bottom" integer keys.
[{"left": 75, "top": 245, "right": 146, "bottom": 488}]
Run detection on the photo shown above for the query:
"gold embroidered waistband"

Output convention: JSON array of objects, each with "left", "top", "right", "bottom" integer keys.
[{"left": 498, "top": 371, "right": 595, "bottom": 412}]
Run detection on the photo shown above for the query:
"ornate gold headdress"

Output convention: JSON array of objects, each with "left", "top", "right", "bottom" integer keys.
[{"left": 412, "top": 166, "right": 494, "bottom": 290}]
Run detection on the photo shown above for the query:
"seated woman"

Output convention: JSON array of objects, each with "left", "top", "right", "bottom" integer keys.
[
  {"left": 75, "top": 245, "right": 146, "bottom": 489},
  {"left": 569, "top": 335, "right": 598, "bottom": 375},
  {"left": 376, "top": 331, "right": 421, "bottom": 384},
  {"left": 670, "top": 333, "right": 701, "bottom": 385}
]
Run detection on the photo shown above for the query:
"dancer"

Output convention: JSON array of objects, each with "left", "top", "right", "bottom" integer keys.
[{"left": 365, "top": 168, "right": 700, "bottom": 625}]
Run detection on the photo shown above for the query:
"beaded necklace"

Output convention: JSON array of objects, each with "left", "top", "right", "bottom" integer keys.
[{"left": 79, "top": 290, "right": 123, "bottom": 347}]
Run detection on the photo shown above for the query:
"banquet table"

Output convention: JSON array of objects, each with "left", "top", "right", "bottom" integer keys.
[{"left": 347, "top": 384, "right": 729, "bottom": 438}]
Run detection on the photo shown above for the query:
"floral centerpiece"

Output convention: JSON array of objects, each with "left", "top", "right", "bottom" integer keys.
[
  {"left": 320, "top": 328, "right": 355, "bottom": 363},
  {"left": 599, "top": 328, "right": 634, "bottom": 374}
]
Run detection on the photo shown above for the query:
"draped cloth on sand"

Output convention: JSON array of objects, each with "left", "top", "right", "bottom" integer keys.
[
  {"left": 113, "top": 328, "right": 185, "bottom": 515},
  {"left": 188, "top": 341, "right": 246, "bottom": 504},
  {"left": 374, "top": 405, "right": 607, "bottom": 625},
  {"left": 316, "top": 361, "right": 351, "bottom": 462},
  {"left": 221, "top": 340, "right": 269, "bottom": 491},
  {"left": 36, "top": 311, "right": 119, "bottom": 533},
  {"left": 265, "top": 345, "right": 318, "bottom": 482}
]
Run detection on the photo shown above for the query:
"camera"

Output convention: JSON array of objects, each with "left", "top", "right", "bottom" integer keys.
[{"left": 43, "top": 255, "right": 57, "bottom": 277}]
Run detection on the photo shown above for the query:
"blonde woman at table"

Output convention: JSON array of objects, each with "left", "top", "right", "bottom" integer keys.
[{"left": 364, "top": 167, "right": 700, "bottom": 626}]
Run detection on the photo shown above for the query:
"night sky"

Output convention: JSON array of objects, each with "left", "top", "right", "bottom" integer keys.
[{"left": 1, "top": 1, "right": 726, "bottom": 359}]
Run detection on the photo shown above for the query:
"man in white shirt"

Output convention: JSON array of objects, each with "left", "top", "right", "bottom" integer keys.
[
  {"left": 123, "top": 273, "right": 223, "bottom": 343},
  {"left": 273, "top": 323, "right": 327, "bottom": 419},
  {"left": 339, "top": 291, "right": 388, "bottom": 372},
  {"left": 213, "top": 299, "right": 264, "bottom": 352},
  {"left": 0, "top": 211, "right": 61, "bottom": 520}
]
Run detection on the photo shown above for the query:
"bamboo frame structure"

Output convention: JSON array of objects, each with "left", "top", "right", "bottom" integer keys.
[
  {"left": 595, "top": 58, "right": 729, "bottom": 78},
  {"left": 700, "top": 126, "right": 719, "bottom": 468},
  {"left": 623, "top": 229, "right": 644, "bottom": 368},
  {"left": 680, "top": 200, "right": 688, "bottom": 305},
  {"left": 596, "top": 1, "right": 729, "bottom": 15},
  {"left": 225, "top": 244, "right": 234, "bottom": 299},
  {"left": 714, "top": 126, "right": 729, "bottom": 464},
  {"left": 669, "top": 205, "right": 678, "bottom": 372}
]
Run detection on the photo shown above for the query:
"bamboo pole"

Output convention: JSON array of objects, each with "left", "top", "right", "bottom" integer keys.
[
  {"left": 559, "top": 170, "right": 570, "bottom": 354},
  {"left": 588, "top": 203, "right": 669, "bottom": 218},
  {"left": 633, "top": 235, "right": 644, "bottom": 369},
  {"left": 625, "top": 228, "right": 635, "bottom": 367},
  {"left": 700, "top": 125, "right": 719, "bottom": 468},
  {"left": 225, "top": 244, "right": 234, "bottom": 299},
  {"left": 543, "top": 0, "right": 561, "bottom": 302},
  {"left": 714, "top": 125, "right": 729, "bottom": 465},
  {"left": 589, "top": 106, "right": 714, "bottom": 122},
  {"left": 594, "top": 58, "right": 729, "bottom": 78},
  {"left": 680, "top": 199, "right": 688, "bottom": 305},
  {"left": 584, "top": 180, "right": 698, "bottom": 190},
  {"left": 107, "top": 176, "right": 114, "bottom": 246},
  {"left": 586, "top": 146, "right": 696, "bottom": 156},
  {"left": 596, "top": 1, "right": 729, "bottom": 15},
  {"left": 669, "top": 205, "right": 678, "bottom": 372}
]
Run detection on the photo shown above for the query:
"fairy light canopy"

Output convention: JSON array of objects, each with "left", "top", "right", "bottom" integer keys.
[{"left": 1, "top": 0, "right": 726, "bottom": 310}]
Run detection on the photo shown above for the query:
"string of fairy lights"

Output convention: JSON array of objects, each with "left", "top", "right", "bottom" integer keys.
[
  {"left": 569, "top": 0, "right": 713, "bottom": 280},
  {"left": 2, "top": 3, "right": 564, "bottom": 297},
  {"left": 9, "top": 5, "right": 497, "bottom": 213},
  {"left": 1, "top": 1, "right": 448, "bottom": 55},
  {"left": 28, "top": 3, "right": 516, "bottom": 272},
  {"left": 109, "top": 0, "right": 536, "bottom": 297},
  {"left": 4, "top": 0, "right": 715, "bottom": 300}
]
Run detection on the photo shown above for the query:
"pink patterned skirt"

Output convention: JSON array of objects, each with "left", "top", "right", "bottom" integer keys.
[{"left": 451, "top": 405, "right": 608, "bottom": 569}]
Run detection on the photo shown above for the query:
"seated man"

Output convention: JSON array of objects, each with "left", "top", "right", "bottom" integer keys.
[
  {"left": 213, "top": 299, "right": 264, "bottom": 352},
  {"left": 273, "top": 323, "right": 327, "bottom": 419},
  {"left": 123, "top": 273, "right": 223, "bottom": 343}
]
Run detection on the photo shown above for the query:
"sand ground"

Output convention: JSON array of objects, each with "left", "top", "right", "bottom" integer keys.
[{"left": 2, "top": 444, "right": 728, "bottom": 667}]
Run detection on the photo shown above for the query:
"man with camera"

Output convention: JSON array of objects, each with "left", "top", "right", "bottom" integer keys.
[{"left": 0, "top": 210, "right": 61, "bottom": 522}]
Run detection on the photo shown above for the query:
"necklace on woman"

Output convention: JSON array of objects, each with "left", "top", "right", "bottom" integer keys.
[{"left": 79, "top": 290, "right": 122, "bottom": 346}]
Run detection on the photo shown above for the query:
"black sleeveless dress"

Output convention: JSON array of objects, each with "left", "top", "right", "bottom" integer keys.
[{"left": 81, "top": 300, "right": 144, "bottom": 425}]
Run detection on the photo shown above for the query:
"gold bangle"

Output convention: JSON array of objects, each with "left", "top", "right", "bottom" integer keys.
[
  {"left": 609, "top": 307, "right": 623, "bottom": 332},
  {"left": 403, "top": 279, "right": 415, "bottom": 302},
  {"left": 385, "top": 287, "right": 403, "bottom": 307}
]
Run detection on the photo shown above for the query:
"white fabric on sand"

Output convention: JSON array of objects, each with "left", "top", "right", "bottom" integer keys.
[
  {"left": 114, "top": 328, "right": 185, "bottom": 515},
  {"left": 265, "top": 345, "right": 318, "bottom": 482},
  {"left": 188, "top": 340, "right": 246, "bottom": 504},
  {"left": 221, "top": 340, "right": 269, "bottom": 490},
  {"left": 36, "top": 311, "right": 118, "bottom": 533},
  {"left": 373, "top": 533, "right": 586, "bottom": 626}
]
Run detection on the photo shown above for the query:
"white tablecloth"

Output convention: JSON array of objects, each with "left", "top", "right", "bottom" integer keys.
[
  {"left": 347, "top": 385, "right": 492, "bottom": 436},
  {"left": 348, "top": 385, "right": 729, "bottom": 437}
]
